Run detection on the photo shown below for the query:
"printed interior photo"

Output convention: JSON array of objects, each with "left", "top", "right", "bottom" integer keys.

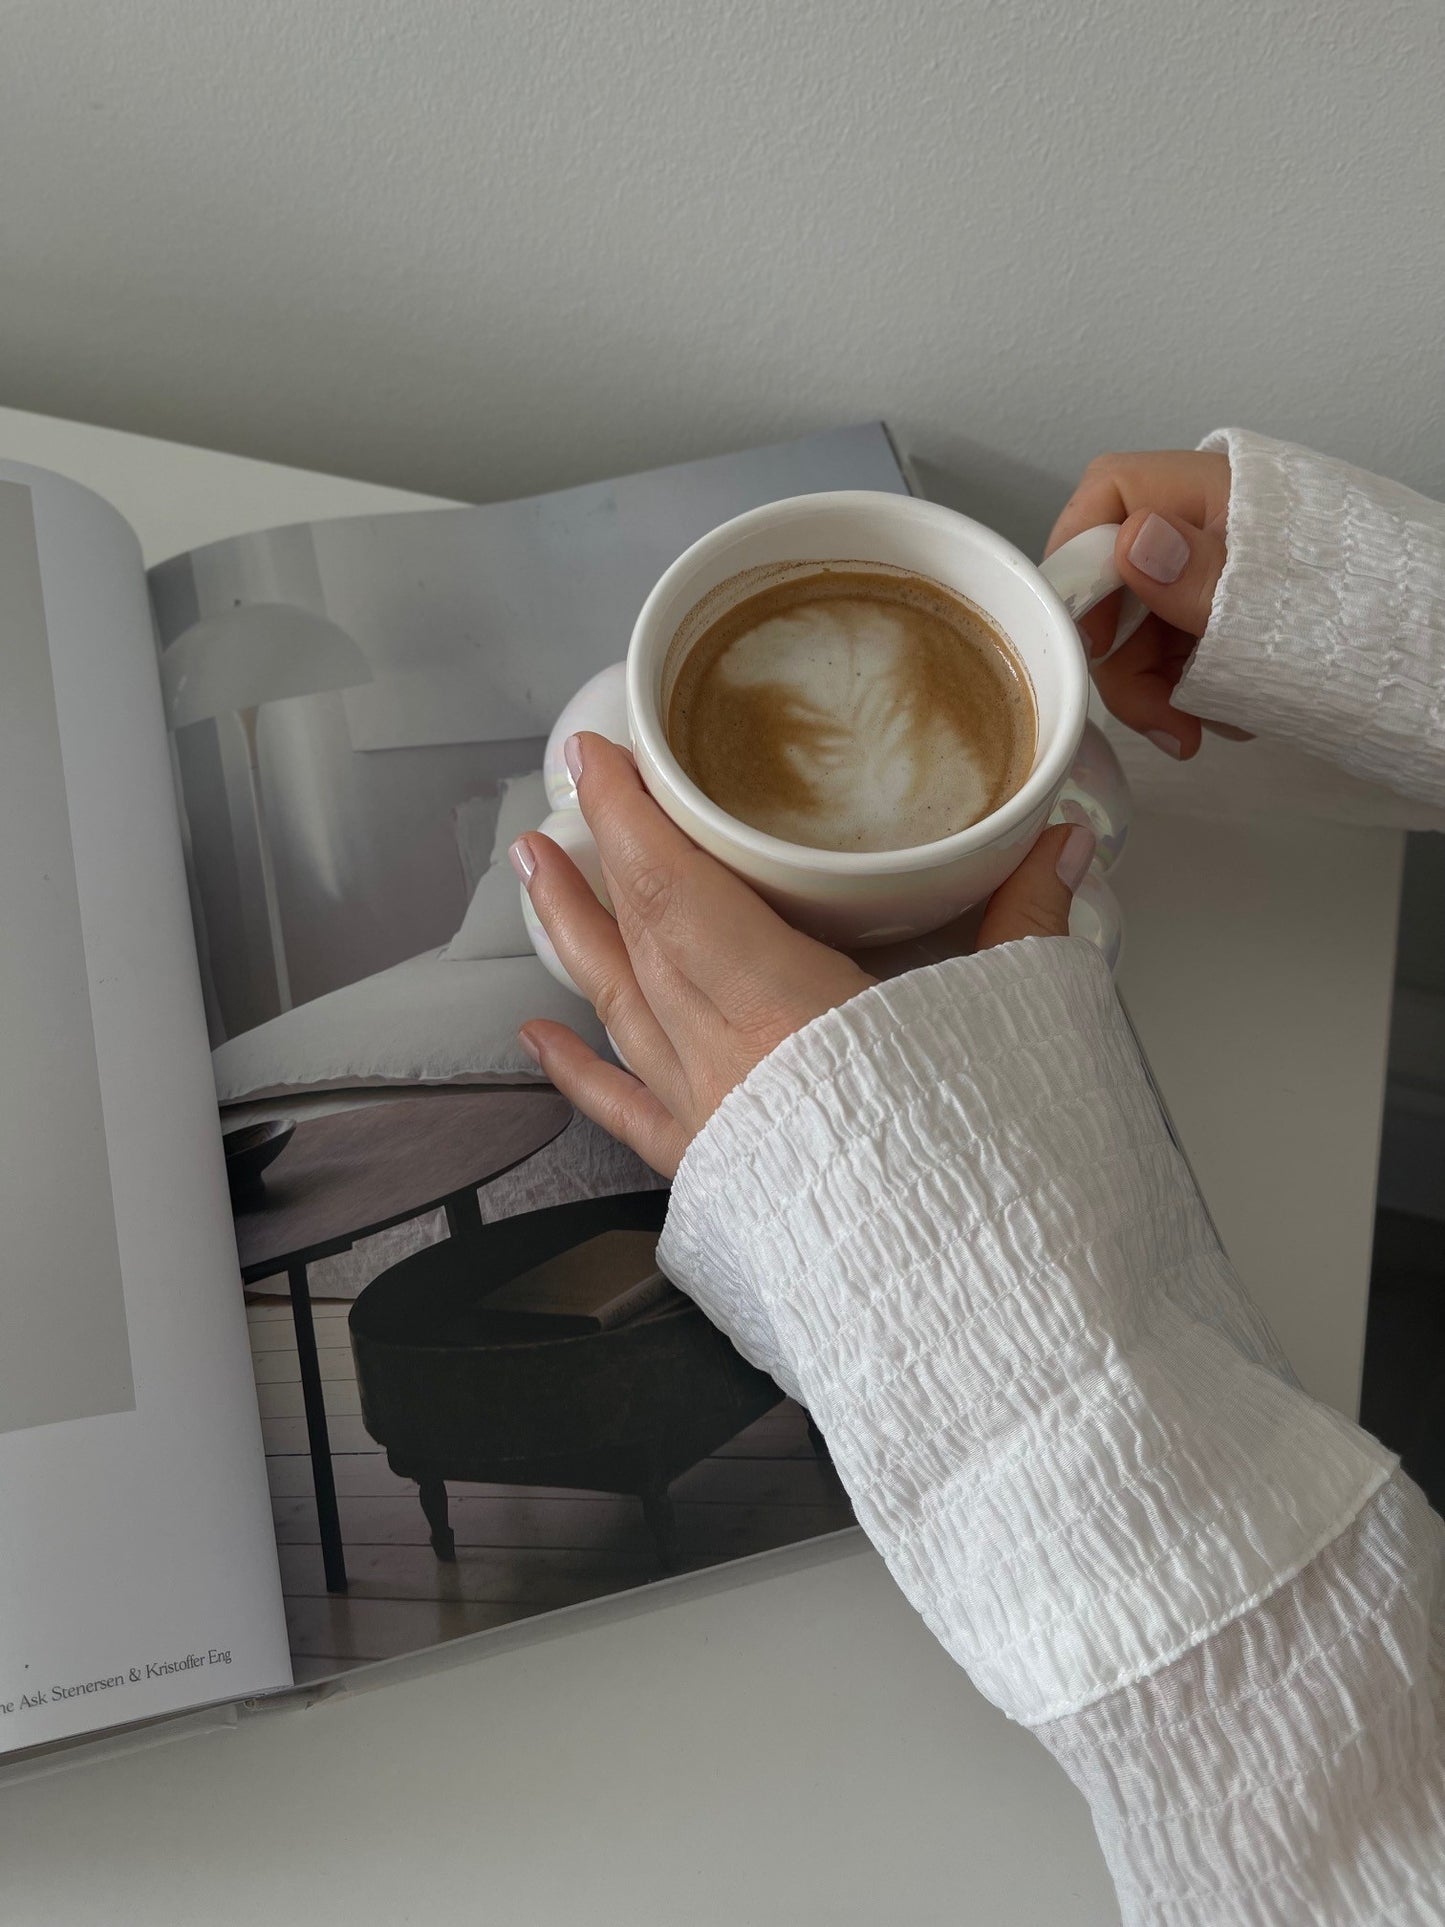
[{"left": 146, "top": 442, "right": 903, "bottom": 1676}]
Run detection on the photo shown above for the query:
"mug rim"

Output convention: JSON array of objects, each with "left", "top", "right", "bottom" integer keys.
[{"left": 626, "top": 490, "right": 1089, "bottom": 878}]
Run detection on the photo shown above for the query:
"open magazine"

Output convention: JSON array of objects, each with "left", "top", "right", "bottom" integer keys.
[{"left": 0, "top": 422, "right": 911, "bottom": 1761}]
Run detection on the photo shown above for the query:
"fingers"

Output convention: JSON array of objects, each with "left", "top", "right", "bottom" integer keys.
[
  {"left": 1090, "top": 614, "right": 1206, "bottom": 760},
  {"left": 976, "top": 822, "right": 1093, "bottom": 950},
  {"left": 1084, "top": 512, "right": 1226, "bottom": 757},
  {"left": 571, "top": 735, "right": 715, "bottom": 945},
  {"left": 574, "top": 735, "right": 772, "bottom": 997},
  {"left": 519, "top": 1021, "right": 688, "bottom": 1178},
  {"left": 1044, "top": 449, "right": 1229, "bottom": 559},
  {"left": 862, "top": 824, "right": 1099, "bottom": 976},
  {"left": 1045, "top": 451, "right": 1230, "bottom": 664},
  {"left": 1045, "top": 468, "right": 1126, "bottom": 561},
  {"left": 515, "top": 829, "right": 681, "bottom": 1093},
  {"left": 1077, "top": 588, "right": 1125, "bottom": 663},
  {"left": 573, "top": 733, "right": 871, "bottom": 1024},
  {"left": 1111, "top": 511, "right": 1226, "bottom": 642}
]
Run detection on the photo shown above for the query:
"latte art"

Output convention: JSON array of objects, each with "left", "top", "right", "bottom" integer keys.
[{"left": 665, "top": 567, "right": 1036, "bottom": 853}]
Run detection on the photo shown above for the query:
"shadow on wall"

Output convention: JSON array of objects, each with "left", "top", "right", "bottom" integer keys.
[{"left": 910, "top": 442, "right": 1070, "bottom": 562}]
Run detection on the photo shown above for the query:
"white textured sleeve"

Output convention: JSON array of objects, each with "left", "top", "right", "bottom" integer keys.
[
  {"left": 658, "top": 938, "right": 1445, "bottom": 1922},
  {"left": 1041, "top": 1470, "right": 1445, "bottom": 1924},
  {"left": 1175, "top": 428, "right": 1445, "bottom": 807}
]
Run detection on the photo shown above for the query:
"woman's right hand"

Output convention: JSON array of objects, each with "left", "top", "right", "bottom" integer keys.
[{"left": 1046, "top": 448, "right": 1248, "bottom": 760}]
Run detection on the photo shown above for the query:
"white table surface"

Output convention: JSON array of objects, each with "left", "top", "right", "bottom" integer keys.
[{"left": 0, "top": 405, "right": 1404, "bottom": 1924}]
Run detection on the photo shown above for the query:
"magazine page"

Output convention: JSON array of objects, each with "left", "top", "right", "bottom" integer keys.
[
  {"left": 147, "top": 424, "right": 906, "bottom": 1684},
  {"left": 0, "top": 464, "right": 291, "bottom": 1756}
]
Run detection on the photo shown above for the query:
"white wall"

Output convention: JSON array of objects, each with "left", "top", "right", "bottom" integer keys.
[{"left": 7, "top": 0, "right": 1443, "bottom": 548}]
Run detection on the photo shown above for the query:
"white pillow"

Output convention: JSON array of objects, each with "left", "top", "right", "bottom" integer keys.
[
  {"left": 453, "top": 796, "right": 501, "bottom": 899},
  {"left": 444, "top": 770, "right": 549, "bottom": 961},
  {"left": 213, "top": 948, "right": 607, "bottom": 1104}
]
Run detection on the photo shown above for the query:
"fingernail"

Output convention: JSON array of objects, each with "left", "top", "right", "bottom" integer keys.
[
  {"left": 1061, "top": 799, "right": 1092, "bottom": 829},
  {"left": 508, "top": 835, "right": 536, "bottom": 885},
  {"left": 517, "top": 1027, "right": 541, "bottom": 1064},
  {"left": 564, "top": 733, "right": 584, "bottom": 783},
  {"left": 1129, "top": 513, "right": 1190, "bottom": 584},
  {"left": 1056, "top": 824, "right": 1096, "bottom": 893},
  {"left": 1146, "top": 729, "right": 1183, "bottom": 759}
]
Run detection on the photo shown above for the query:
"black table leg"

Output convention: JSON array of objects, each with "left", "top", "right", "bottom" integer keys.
[
  {"left": 443, "top": 1183, "right": 485, "bottom": 1257},
  {"left": 287, "top": 1261, "right": 347, "bottom": 1593}
]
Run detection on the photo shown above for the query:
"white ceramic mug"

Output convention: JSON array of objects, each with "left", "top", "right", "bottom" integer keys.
[{"left": 527, "top": 491, "right": 1139, "bottom": 971}]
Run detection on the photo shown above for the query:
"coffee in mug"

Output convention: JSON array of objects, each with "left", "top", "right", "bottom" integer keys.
[
  {"left": 529, "top": 491, "right": 1141, "bottom": 967},
  {"left": 664, "top": 564, "right": 1036, "bottom": 853}
]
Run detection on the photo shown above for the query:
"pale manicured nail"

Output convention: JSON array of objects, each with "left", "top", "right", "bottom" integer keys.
[
  {"left": 517, "top": 1028, "right": 541, "bottom": 1064},
  {"left": 508, "top": 835, "right": 536, "bottom": 885},
  {"left": 1129, "top": 513, "right": 1190, "bottom": 584},
  {"left": 1056, "top": 824, "right": 1096, "bottom": 893},
  {"left": 1146, "top": 729, "right": 1183, "bottom": 759},
  {"left": 564, "top": 733, "right": 584, "bottom": 783}
]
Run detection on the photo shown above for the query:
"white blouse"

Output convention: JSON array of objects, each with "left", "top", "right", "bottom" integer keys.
[{"left": 655, "top": 430, "right": 1445, "bottom": 1924}]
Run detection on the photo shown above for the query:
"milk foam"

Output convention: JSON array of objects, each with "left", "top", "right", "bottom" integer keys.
[
  {"left": 710, "top": 604, "right": 995, "bottom": 848},
  {"left": 666, "top": 568, "right": 1035, "bottom": 855}
]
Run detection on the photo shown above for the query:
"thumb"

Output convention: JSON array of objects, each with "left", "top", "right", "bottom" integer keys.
[
  {"left": 1113, "top": 510, "right": 1225, "bottom": 640},
  {"left": 976, "top": 821, "right": 1094, "bottom": 951}
]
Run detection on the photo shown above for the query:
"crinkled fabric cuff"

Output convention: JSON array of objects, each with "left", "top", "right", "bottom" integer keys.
[
  {"left": 659, "top": 937, "right": 1395, "bottom": 1724},
  {"left": 1177, "top": 427, "right": 1445, "bottom": 809}
]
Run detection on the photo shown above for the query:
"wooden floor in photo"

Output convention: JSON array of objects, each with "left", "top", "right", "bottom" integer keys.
[{"left": 248, "top": 1299, "right": 857, "bottom": 1683}]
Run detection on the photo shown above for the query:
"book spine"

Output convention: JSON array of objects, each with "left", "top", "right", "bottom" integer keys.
[{"left": 593, "top": 1270, "right": 676, "bottom": 1331}]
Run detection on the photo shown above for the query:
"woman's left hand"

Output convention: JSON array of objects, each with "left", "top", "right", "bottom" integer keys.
[{"left": 513, "top": 733, "right": 1094, "bottom": 1178}]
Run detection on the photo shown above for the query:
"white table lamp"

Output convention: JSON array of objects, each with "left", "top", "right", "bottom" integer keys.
[{"left": 161, "top": 603, "right": 373, "bottom": 1011}]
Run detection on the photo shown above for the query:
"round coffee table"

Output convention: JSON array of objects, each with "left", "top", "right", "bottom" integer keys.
[{"left": 232, "top": 1090, "right": 572, "bottom": 1591}]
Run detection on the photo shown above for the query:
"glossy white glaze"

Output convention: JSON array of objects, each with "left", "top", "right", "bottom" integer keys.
[{"left": 531, "top": 498, "right": 1133, "bottom": 984}]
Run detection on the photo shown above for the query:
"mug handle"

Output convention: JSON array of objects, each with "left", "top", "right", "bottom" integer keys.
[
  {"left": 1037, "top": 527, "right": 1140, "bottom": 978},
  {"left": 1037, "top": 524, "right": 1148, "bottom": 659}
]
